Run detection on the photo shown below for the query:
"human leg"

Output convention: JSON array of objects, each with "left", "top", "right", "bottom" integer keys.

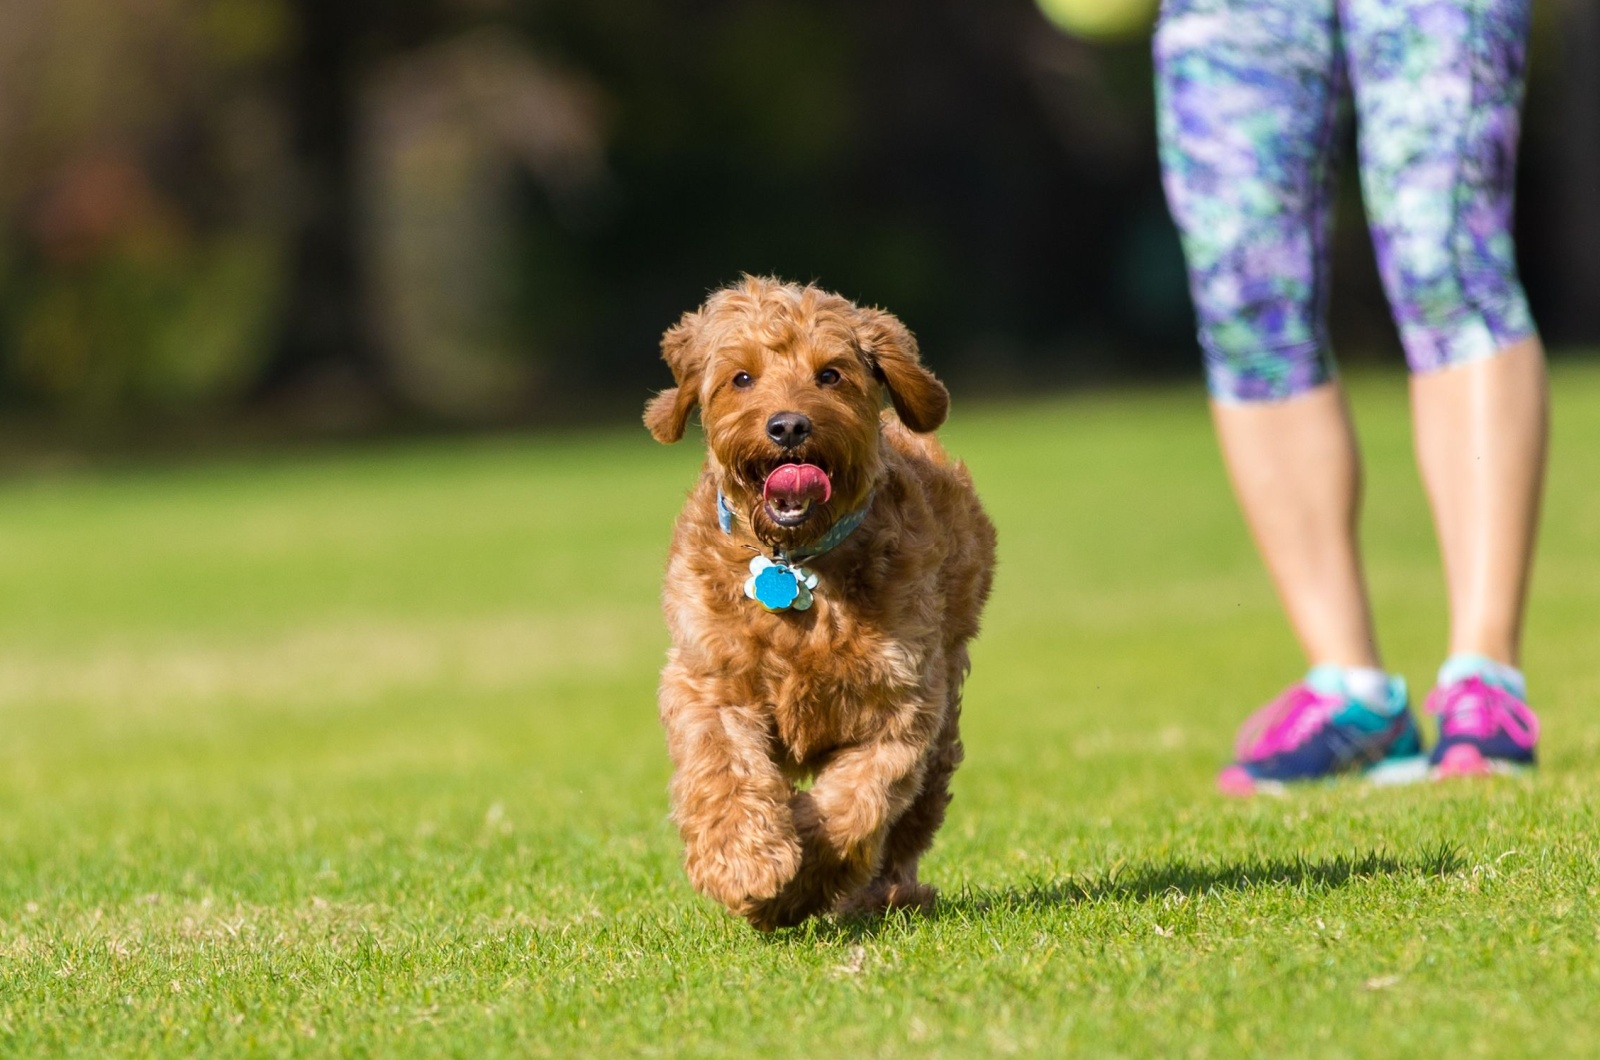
[
  {"left": 1343, "top": 0, "right": 1536, "bottom": 376},
  {"left": 1414, "top": 341, "right": 1547, "bottom": 775},
  {"left": 1411, "top": 337, "right": 1547, "bottom": 666},
  {"left": 1212, "top": 384, "right": 1379, "bottom": 668},
  {"left": 1156, "top": 0, "right": 1382, "bottom": 669},
  {"left": 1155, "top": 0, "right": 1345, "bottom": 403},
  {"left": 1208, "top": 390, "right": 1429, "bottom": 795},
  {"left": 1156, "top": 0, "right": 1418, "bottom": 791},
  {"left": 1344, "top": 0, "right": 1544, "bottom": 771}
]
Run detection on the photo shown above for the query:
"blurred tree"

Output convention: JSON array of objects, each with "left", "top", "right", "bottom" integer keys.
[
  {"left": 361, "top": 27, "right": 607, "bottom": 419},
  {"left": 1537, "top": 0, "right": 1600, "bottom": 346},
  {"left": 523, "top": 0, "right": 1195, "bottom": 401},
  {"left": 0, "top": 0, "right": 292, "bottom": 424},
  {"left": 0, "top": 0, "right": 1591, "bottom": 440},
  {"left": 257, "top": 0, "right": 382, "bottom": 413}
]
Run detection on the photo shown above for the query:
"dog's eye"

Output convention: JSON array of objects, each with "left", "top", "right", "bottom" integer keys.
[
  {"left": 732, "top": 372, "right": 754, "bottom": 389},
  {"left": 816, "top": 368, "right": 842, "bottom": 387}
]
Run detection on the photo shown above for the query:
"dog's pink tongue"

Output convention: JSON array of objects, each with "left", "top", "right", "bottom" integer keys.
[{"left": 763, "top": 463, "right": 831, "bottom": 504}]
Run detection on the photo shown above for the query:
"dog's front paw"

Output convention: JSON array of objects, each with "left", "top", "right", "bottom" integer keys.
[
  {"left": 683, "top": 816, "right": 803, "bottom": 912},
  {"left": 737, "top": 793, "right": 882, "bottom": 931},
  {"left": 800, "top": 788, "right": 885, "bottom": 880}
]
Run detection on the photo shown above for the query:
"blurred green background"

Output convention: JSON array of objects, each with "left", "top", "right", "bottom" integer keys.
[{"left": 0, "top": 0, "right": 1595, "bottom": 451}]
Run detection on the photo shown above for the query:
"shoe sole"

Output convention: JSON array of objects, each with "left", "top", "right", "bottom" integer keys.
[
  {"left": 1430, "top": 743, "right": 1534, "bottom": 780},
  {"left": 1219, "top": 744, "right": 1537, "bottom": 795},
  {"left": 1217, "top": 765, "right": 1272, "bottom": 797},
  {"left": 1217, "top": 753, "right": 1429, "bottom": 797},
  {"left": 1364, "top": 753, "right": 1431, "bottom": 786}
]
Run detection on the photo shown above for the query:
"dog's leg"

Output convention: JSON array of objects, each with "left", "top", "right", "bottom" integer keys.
[
  {"left": 737, "top": 790, "right": 855, "bottom": 931},
  {"left": 747, "top": 697, "right": 942, "bottom": 929},
  {"left": 661, "top": 674, "right": 802, "bottom": 920},
  {"left": 838, "top": 683, "right": 965, "bottom": 919}
]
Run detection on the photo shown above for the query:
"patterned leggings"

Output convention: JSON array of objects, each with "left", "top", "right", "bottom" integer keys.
[{"left": 1155, "top": 0, "right": 1537, "bottom": 402}]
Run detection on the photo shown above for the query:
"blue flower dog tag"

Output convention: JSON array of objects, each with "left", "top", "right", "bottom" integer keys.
[{"left": 744, "top": 555, "right": 819, "bottom": 612}]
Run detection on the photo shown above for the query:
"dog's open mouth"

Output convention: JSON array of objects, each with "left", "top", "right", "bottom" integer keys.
[{"left": 761, "top": 463, "right": 832, "bottom": 527}]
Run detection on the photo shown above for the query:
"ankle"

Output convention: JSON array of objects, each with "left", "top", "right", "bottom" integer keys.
[
  {"left": 1438, "top": 653, "right": 1526, "bottom": 698},
  {"left": 1305, "top": 664, "right": 1406, "bottom": 714}
]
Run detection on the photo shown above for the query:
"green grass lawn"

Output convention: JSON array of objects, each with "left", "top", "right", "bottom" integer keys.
[{"left": 2, "top": 362, "right": 1598, "bottom": 1057}]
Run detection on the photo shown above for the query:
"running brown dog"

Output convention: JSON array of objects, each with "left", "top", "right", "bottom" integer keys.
[{"left": 645, "top": 276, "right": 995, "bottom": 931}]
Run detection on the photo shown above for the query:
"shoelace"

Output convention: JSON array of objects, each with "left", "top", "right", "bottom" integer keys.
[
  {"left": 1234, "top": 684, "right": 1340, "bottom": 760},
  {"left": 1426, "top": 677, "right": 1539, "bottom": 750}
]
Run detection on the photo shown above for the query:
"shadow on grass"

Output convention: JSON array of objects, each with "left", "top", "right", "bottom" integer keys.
[{"left": 781, "top": 842, "right": 1463, "bottom": 944}]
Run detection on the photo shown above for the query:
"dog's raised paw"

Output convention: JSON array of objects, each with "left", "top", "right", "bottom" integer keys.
[{"left": 686, "top": 827, "right": 803, "bottom": 911}]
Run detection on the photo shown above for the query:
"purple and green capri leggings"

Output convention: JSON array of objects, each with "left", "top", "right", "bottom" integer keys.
[{"left": 1155, "top": 0, "right": 1537, "bottom": 402}]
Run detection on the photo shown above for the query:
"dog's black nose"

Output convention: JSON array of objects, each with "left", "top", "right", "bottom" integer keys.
[{"left": 766, "top": 412, "right": 812, "bottom": 449}]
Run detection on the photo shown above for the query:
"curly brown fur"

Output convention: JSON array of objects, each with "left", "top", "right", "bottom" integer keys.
[{"left": 647, "top": 276, "right": 996, "bottom": 931}]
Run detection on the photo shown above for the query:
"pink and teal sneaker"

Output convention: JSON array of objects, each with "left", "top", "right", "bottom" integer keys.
[
  {"left": 1217, "top": 666, "right": 1422, "bottom": 796},
  {"left": 1427, "top": 662, "right": 1539, "bottom": 778}
]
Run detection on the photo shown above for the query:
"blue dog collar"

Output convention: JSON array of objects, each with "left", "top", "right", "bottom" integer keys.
[{"left": 716, "top": 488, "right": 873, "bottom": 611}]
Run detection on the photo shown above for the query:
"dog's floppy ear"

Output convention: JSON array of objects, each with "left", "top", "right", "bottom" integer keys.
[
  {"left": 855, "top": 306, "right": 948, "bottom": 433},
  {"left": 644, "top": 310, "right": 706, "bottom": 444}
]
